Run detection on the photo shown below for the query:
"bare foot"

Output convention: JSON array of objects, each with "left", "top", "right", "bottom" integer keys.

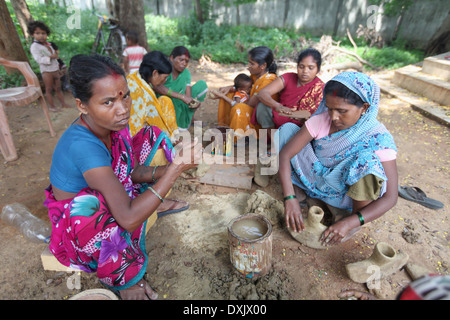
[
  {"left": 62, "top": 103, "right": 72, "bottom": 109},
  {"left": 49, "top": 106, "right": 61, "bottom": 112},
  {"left": 119, "top": 280, "right": 158, "bottom": 300}
]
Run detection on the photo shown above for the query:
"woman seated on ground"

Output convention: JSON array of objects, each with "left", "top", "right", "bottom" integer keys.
[
  {"left": 214, "top": 46, "right": 279, "bottom": 140},
  {"left": 127, "top": 51, "right": 179, "bottom": 139},
  {"left": 256, "top": 48, "right": 324, "bottom": 130},
  {"left": 154, "top": 46, "right": 208, "bottom": 130},
  {"left": 278, "top": 71, "right": 398, "bottom": 245},
  {"left": 45, "top": 54, "right": 201, "bottom": 300}
]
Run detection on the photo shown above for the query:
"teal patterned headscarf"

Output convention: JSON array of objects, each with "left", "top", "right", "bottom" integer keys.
[{"left": 280, "top": 72, "right": 397, "bottom": 210}]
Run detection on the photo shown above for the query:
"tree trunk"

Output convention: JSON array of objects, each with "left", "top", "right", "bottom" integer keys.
[
  {"left": 283, "top": 0, "right": 290, "bottom": 28},
  {"left": 236, "top": 5, "right": 240, "bottom": 26},
  {"left": 10, "top": 0, "right": 33, "bottom": 42},
  {"left": 391, "top": 5, "right": 405, "bottom": 42},
  {"left": 0, "top": 0, "right": 29, "bottom": 65},
  {"left": 333, "top": 0, "right": 343, "bottom": 37},
  {"left": 425, "top": 12, "right": 450, "bottom": 56},
  {"left": 118, "top": 0, "right": 149, "bottom": 51},
  {"left": 195, "top": 0, "right": 204, "bottom": 24}
]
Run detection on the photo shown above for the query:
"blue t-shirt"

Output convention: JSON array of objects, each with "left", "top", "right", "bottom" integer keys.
[{"left": 50, "top": 124, "right": 112, "bottom": 193}]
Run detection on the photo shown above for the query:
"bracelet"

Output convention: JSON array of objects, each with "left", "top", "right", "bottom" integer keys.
[
  {"left": 167, "top": 89, "right": 173, "bottom": 98},
  {"left": 152, "top": 165, "right": 159, "bottom": 181},
  {"left": 148, "top": 186, "right": 164, "bottom": 202},
  {"left": 356, "top": 211, "right": 365, "bottom": 226},
  {"left": 284, "top": 195, "right": 297, "bottom": 201}
]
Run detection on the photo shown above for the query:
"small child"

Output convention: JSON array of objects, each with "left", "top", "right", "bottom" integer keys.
[
  {"left": 210, "top": 73, "right": 253, "bottom": 106},
  {"left": 122, "top": 31, "right": 147, "bottom": 74},
  {"left": 28, "top": 20, "right": 71, "bottom": 111},
  {"left": 231, "top": 73, "right": 253, "bottom": 105}
]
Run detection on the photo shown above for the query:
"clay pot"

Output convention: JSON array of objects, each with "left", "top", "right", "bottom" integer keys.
[
  {"left": 345, "top": 242, "right": 409, "bottom": 283},
  {"left": 288, "top": 206, "right": 328, "bottom": 250}
]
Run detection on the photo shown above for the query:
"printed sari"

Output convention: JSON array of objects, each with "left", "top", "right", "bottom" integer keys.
[
  {"left": 271, "top": 74, "right": 324, "bottom": 128},
  {"left": 127, "top": 71, "right": 179, "bottom": 139},
  {"left": 217, "top": 72, "right": 278, "bottom": 136},
  {"left": 162, "top": 68, "right": 208, "bottom": 129},
  {"left": 277, "top": 72, "right": 397, "bottom": 211},
  {"left": 44, "top": 125, "right": 174, "bottom": 291}
]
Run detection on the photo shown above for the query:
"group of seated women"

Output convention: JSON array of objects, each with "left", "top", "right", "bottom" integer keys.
[{"left": 44, "top": 43, "right": 398, "bottom": 299}]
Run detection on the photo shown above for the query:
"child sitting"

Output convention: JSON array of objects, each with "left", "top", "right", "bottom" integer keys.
[
  {"left": 210, "top": 73, "right": 253, "bottom": 106},
  {"left": 122, "top": 31, "right": 147, "bottom": 74}
]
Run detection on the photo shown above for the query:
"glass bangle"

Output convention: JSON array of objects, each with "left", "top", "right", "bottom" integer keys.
[
  {"left": 284, "top": 195, "right": 297, "bottom": 201},
  {"left": 356, "top": 211, "right": 365, "bottom": 225}
]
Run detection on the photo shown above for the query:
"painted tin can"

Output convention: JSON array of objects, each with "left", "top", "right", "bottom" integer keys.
[{"left": 228, "top": 214, "right": 273, "bottom": 278}]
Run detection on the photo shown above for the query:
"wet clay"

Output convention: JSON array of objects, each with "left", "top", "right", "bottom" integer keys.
[
  {"left": 232, "top": 218, "right": 268, "bottom": 240},
  {"left": 288, "top": 206, "right": 328, "bottom": 250}
]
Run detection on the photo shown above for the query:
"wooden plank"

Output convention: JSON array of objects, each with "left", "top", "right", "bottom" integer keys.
[{"left": 198, "top": 163, "right": 254, "bottom": 190}]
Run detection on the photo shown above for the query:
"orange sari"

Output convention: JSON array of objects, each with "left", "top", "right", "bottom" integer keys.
[{"left": 217, "top": 73, "right": 278, "bottom": 137}]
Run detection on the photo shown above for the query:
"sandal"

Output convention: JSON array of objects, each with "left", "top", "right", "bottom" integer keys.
[
  {"left": 398, "top": 185, "right": 444, "bottom": 209},
  {"left": 157, "top": 199, "right": 190, "bottom": 218}
]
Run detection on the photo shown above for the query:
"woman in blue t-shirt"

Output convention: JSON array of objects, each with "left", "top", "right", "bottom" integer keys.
[{"left": 45, "top": 54, "right": 202, "bottom": 300}]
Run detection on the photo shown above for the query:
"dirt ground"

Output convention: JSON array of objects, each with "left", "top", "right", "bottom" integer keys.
[{"left": 0, "top": 61, "right": 448, "bottom": 301}]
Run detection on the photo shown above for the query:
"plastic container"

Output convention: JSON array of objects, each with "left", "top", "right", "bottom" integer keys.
[{"left": 1, "top": 203, "right": 51, "bottom": 244}]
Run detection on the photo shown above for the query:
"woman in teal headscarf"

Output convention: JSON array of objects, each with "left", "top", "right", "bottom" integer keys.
[
  {"left": 278, "top": 72, "right": 398, "bottom": 246},
  {"left": 154, "top": 46, "right": 208, "bottom": 130}
]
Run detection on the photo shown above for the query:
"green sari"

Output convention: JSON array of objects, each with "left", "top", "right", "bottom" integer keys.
[{"left": 163, "top": 68, "right": 208, "bottom": 129}]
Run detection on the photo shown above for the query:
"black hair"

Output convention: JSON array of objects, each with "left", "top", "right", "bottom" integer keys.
[
  {"left": 126, "top": 30, "right": 139, "bottom": 44},
  {"left": 248, "top": 46, "right": 277, "bottom": 74},
  {"left": 69, "top": 54, "right": 126, "bottom": 104},
  {"left": 297, "top": 48, "right": 322, "bottom": 71},
  {"left": 324, "top": 80, "right": 366, "bottom": 108},
  {"left": 28, "top": 20, "right": 51, "bottom": 36},
  {"left": 234, "top": 73, "right": 252, "bottom": 90},
  {"left": 139, "top": 51, "right": 172, "bottom": 83},
  {"left": 170, "top": 46, "right": 190, "bottom": 59}
]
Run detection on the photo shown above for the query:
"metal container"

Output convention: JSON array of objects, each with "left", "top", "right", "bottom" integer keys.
[{"left": 228, "top": 214, "right": 273, "bottom": 278}]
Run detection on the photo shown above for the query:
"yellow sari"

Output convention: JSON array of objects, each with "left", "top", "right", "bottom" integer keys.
[
  {"left": 217, "top": 72, "right": 278, "bottom": 135},
  {"left": 127, "top": 71, "right": 178, "bottom": 138}
]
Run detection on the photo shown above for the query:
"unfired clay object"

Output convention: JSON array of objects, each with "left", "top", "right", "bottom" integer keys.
[
  {"left": 288, "top": 206, "right": 328, "bottom": 250},
  {"left": 345, "top": 242, "right": 409, "bottom": 283}
]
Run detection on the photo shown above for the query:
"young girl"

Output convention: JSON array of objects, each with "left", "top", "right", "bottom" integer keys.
[
  {"left": 45, "top": 54, "right": 201, "bottom": 300},
  {"left": 28, "top": 21, "right": 71, "bottom": 111}
]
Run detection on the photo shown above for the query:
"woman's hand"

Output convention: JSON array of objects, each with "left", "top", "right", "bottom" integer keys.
[
  {"left": 285, "top": 198, "right": 304, "bottom": 233},
  {"left": 275, "top": 104, "right": 296, "bottom": 115},
  {"left": 320, "top": 218, "right": 354, "bottom": 246},
  {"left": 180, "top": 94, "right": 194, "bottom": 105},
  {"left": 172, "top": 137, "right": 202, "bottom": 173}
]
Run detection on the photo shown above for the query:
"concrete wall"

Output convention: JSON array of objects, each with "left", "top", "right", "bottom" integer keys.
[
  {"left": 143, "top": 0, "right": 449, "bottom": 49},
  {"left": 56, "top": 0, "right": 449, "bottom": 49}
]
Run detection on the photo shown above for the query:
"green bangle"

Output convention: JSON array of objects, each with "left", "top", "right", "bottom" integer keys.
[
  {"left": 284, "top": 195, "right": 297, "bottom": 201},
  {"left": 356, "top": 211, "right": 365, "bottom": 226},
  {"left": 148, "top": 186, "right": 164, "bottom": 202},
  {"left": 152, "top": 165, "right": 159, "bottom": 181},
  {"left": 167, "top": 89, "right": 173, "bottom": 97}
]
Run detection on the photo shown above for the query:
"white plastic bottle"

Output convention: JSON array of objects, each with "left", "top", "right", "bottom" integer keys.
[{"left": 1, "top": 203, "right": 51, "bottom": 244}]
